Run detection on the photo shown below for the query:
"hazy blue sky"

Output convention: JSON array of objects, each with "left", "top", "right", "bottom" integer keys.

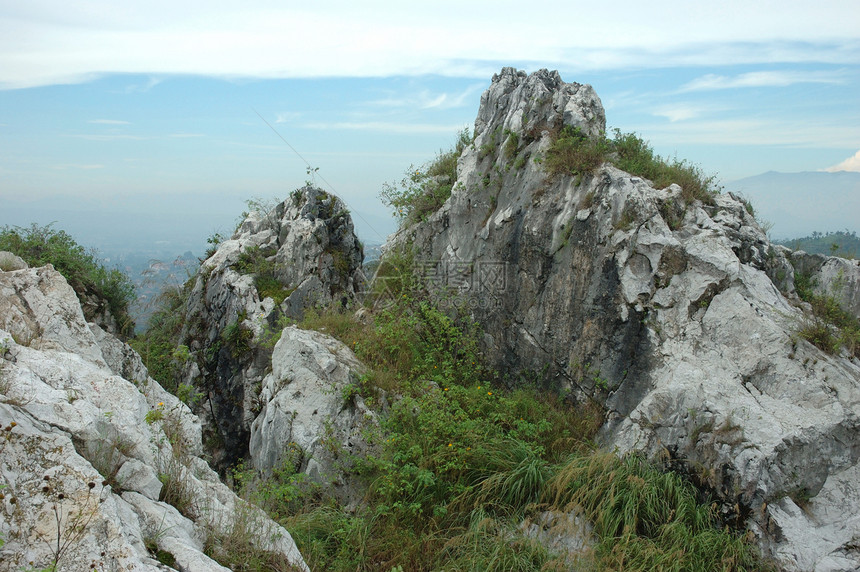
[{"left": 1, "top": 1, "right": 858, "bottom": 252}]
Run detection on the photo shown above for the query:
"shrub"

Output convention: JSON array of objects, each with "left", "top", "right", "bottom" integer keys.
[
  {"left": 542, "top": 128, "right": 720, "bottom": 206},
  {"left": 380, "top": 129, "right": 470, "bottom": 225},
  {"left": 234, "top": 245, "right": 294, "bottom": 304},
  {"left": 0, "top": 223, "right": 136, "bottom": 336},
  {"left": 274, "top": 286, "right": 769, "bottom": 571},
  {"left": 610, "top": 129, "right": 719, "bottom": 204},
  {"left": 544, "top": 126, "right": 611, "bottom": 181}
]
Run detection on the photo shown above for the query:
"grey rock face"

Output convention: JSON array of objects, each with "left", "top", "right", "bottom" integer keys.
[
  {"left": 250, "top": 326, "right": 379, "bottom": 508},
  {"left": 790, "top": 250, "right": 860, "bottom": 319},
  {"left": 178, "top": 187, "right": 365, "bottom": 469},
  {"left": 0, "top": 266, "right": 308, "bottom": 571},
  {"left": 394, "top": 68, "right": 860, "bottom": 570}
]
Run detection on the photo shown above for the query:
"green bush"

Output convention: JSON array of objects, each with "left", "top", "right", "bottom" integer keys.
[
  {"left": 542, "top": 127, "right": 720, "bottom": 206},
  {"left": 380, "top": 129, "right": 470, "bottom": 225},
  {"left": 610, "top": 129, "right": 720, "bottom": 204},
  {"left": 0, "top": 223, "right": 136, "bottom": 336},
  {"left": 544, "top": 126, "right": 611, "bottom": 181},
  {"left": 235, "top": 245, "right": 294, "bottom": 304}
]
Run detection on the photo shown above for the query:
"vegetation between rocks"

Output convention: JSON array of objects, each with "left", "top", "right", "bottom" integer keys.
[
  {"left": 794, "top": 270, "right": 860, "bottom": 358},
  {"left": 224, "top": 251, "right": 766, "bottom": 571},
  {"left": 546, "top": 127, "right": 720, "bottom": 205},
  {"left": 380, "top": 129, "right": 471, "bottom": 225}
]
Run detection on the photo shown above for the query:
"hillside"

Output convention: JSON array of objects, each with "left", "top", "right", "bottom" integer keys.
[{"left": 3, "top": 68, "right": 859, "bottom": 572}]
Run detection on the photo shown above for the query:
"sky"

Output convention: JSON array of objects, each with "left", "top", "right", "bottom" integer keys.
[{"left": 1, "top": 0, "right": 859, "bottom": 254}]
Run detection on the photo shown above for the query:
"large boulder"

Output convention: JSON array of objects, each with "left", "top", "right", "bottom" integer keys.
[
  {"left": 394, "top": 67, "right": 860, "bottom": 570},
  {"left": 0, "top": 265, "right": 308, "bottom": 571},
  {"left": 178, "top": 187, "right": 365, "bottom": 469},
  {"left": 249, "top": 326, "right": 379, "bottom": 508}
]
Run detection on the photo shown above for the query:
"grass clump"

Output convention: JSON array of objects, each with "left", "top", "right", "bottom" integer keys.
[
  {"left": 0, "top": 223, "right": 136, "bottom": 336},
  {"left": 204, "top": 503, "right": 304, "bottom": 572},
  {"left": 544, "top": 126, "right": 611, "bottom": 182},
  {"left": 611, "top": 129, "right": 719, "bottom": 205},
  {"left": 235, "top": 245, "right": 295, "bottom": 304},
  {"left": 545, "top": 452, "right": 764, "bottom": 571},
  {"left": 380, "top": 129, "right": 470, "bottom": 225},
  {"left": 543, "top": 127, "right": 720, "bottom": 206}
]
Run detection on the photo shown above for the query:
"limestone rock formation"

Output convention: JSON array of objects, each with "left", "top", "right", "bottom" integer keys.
[
  {"left": 250, "top": 326, "right": 380, "bottom": 508},
  {"left": 178, "top": 187, "right": 365, "bottom": 468},
  {"left": 393, "top": 67, "right": 860, "bottom": 571},
  {"left": 789, "top": 248, "right": 860, "bottom": 319},
  {"left": 0, "top": 265, "right": 308, "bottom": 571}
]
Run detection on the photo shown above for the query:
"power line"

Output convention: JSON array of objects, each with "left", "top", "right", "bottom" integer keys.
[{"left": 252, "top": 108, "right": 389, "bottom": 244}]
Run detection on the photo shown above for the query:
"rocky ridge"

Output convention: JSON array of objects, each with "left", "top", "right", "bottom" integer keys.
[
  {"left": 176, "top": 187, "right": 365, "bottom": 469},
  {"left": 393, "top": 67, "right": 860, "bottom": 571},
  {"left": 0, "top": 262, "right": 308, "bottom": 571}
]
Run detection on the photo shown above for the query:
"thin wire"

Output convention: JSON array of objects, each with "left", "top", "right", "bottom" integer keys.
[{"left": 252, "top": 108, "right": 389, "bottom": 244}]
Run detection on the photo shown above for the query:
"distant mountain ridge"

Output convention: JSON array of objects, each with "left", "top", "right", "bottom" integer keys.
[{"left": 725, "top": 170, "right": 860, "bottom": 240}]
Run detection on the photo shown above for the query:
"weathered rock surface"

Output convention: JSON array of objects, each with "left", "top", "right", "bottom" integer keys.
[
  {"left": 789, "top": 249, "right": 860, "bottom": 319},
  {"left": 178, "top": 187, "right": 365, "bottom": 468},
  {"left": 250, "top": 326, "right": 379, "bottom": 507},
  {"left": 0, "top": 265, "right": 308, "bottom": 571},
  {"left": 394, "top": 67, "right": 860, "bottom": 570},
  {"left": 0, "top": 251, "right": 27, "bottom": 272}
]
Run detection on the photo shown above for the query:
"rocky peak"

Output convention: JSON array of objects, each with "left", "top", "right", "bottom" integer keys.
[
  {"left": 477, "top": 67, "right": 605, "bottom": 142},
  {"left": 178, "top": 186, "right": 364, "bottom": 469},
  {"left": 390, "top": 68, "right": 860, "bottom": 570}
]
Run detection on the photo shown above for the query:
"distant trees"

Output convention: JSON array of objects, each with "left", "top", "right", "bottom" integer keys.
[{"left": 778, "top": 230, "right": 860, "bottom": 259}]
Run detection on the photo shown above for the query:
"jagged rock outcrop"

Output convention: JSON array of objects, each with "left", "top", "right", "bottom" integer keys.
[
  {"left": 788, "top": 248, "right": 860, "bottom": 319},
  {"left": 178, "top": 187, "right": 365, "bottom": 468},
  {"left": 250, "top": 326, "right": 380, "bottom": 508},
  {"left": 393, "top": 67, "right": 860, "bottom": 570},
  {"left": 0, "top": 264, "right": 308, "bottom": 571}
]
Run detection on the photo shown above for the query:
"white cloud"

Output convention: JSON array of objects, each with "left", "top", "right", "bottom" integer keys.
[
  {"left": 365, "top": 85, "right": 484, "bottom": 110},
  {"left": 634, "top": 118, "right": 860, "bottom": 148},
  {"left": 825, "top": 150, "right": 860, "bottom": 172},
  {"left": 652, "top": 106, "right": 704, "bottom": 122},
  {"left": 680, "top": 70, "right": 847, "bottom": 92},
  {"left": 88, "top": 119, "right": 130, "bottom": 125},
  {"left": 65, "top": 134, "right": 146, "bottom": 141},
  {"left": 275, "top": 112, "right": 301, "bottom": 124},
  {"left": 51, "top": 163, "right": 105, "bottom": 170},
  {"left": 303, "top": 121, "right": 468, "bottom": 135},
  {"left": 1, "top": 2, "right": 858, "bottom": 89}
]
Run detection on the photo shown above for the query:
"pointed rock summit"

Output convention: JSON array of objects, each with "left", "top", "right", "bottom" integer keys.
[{"left": 177, "top": 187, "right": 365, "bottom": 469}]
